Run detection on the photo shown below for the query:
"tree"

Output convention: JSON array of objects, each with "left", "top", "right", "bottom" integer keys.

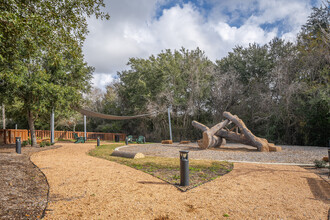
[
  {"left": 114, "top": 48, "right": 215, "bottom": 141},
  {"left": 0, "top": 0, "right": 109, "bottom": 146},
  {"left": 295, "top": 3, "right": 330, "bottom": 146}
]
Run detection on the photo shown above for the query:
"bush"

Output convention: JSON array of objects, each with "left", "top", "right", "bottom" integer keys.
[
  {"left": 22, "top": 141, "right": 28, "bottom": 147},
  {"left": 314, "top": 159, "right": 327, "bottom": 168},
  {"left": 51, "top": 142, "right": 55, "bottom": 145},
  {"left": 40, "top": 141, "right": 46, "bottom": 147},
  {"left": 46, "top": 142, "right": 51, "bottom": 146},
  {"left": 28, "top": 138, "right": 31, "bottom": 145}
]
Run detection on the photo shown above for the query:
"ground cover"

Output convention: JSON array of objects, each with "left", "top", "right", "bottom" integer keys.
[
  {"left": 88, "top": 144, "right": 233, "bottom": 191},
  {"left": 0, "top": 145, "right": 60, "bottom": 219}
]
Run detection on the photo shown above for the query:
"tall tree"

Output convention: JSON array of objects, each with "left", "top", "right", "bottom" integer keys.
[
  {"left": 295, "top": 3, "right": 330, "bottom": 146},
  {"left": 0, "top": 0, "right": 109, "bottom": 146},
  {"left": 115, "top": 48, "right": 214, "bottom": 141}
]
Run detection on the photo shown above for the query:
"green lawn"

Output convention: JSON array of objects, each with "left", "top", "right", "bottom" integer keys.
[{"left": 89, "top": 144, "right": 233, "bottom": 191}]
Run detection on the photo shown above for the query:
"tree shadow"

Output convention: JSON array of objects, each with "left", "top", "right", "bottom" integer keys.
[{"left": 304, "top": 177, "right": 330, "bottom": 204}]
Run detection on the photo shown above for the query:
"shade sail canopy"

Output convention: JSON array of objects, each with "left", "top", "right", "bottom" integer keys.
[{"left": 76, "top": 108, "right": 157, "bottom": 120}]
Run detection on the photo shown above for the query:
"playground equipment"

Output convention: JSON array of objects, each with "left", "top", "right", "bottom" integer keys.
[
  {"left": 193, "top": 111, "right": 282, "bottom": 152},
  {"left": 136, "top": 136, "right": 146, "bottom": 144},
  {"left": 111, "top": 151, "right": 145, "bottom": 159},
  {"left": 125, "top": 135, "right": 146, "bottom": 145},
  {"left": 73, "top": 133, "right": 85, "bottom": 143}
]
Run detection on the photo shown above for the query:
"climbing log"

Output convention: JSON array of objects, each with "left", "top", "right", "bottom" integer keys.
[
  {"left": 193, "top": 111, "right": 282, "bottom": 152},
  {"left": 222, "top": 112, "right": 271, "bottom": 152},
  {"left": 111, "top": 151, "right": 145, "bottom": 159},
  {"left": 192, "top": 120, "right": 227, "bottom": 149}
]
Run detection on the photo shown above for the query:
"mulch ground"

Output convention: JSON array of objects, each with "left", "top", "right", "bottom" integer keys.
[
  {"left": 1, "top": 142, "right": 329, "bottom": 219},
  {"left": 31, "top": 143, "right": 329, "bottom": 219},
  {"left": 0, "top": 144, "right": 61, "bottom": 219}
]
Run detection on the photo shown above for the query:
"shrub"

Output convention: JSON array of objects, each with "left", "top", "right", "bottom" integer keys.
[
  {"left": 40, "top": 141, "right": 46, "bottom": 147},
  {"left": 46, "top": 142, "right": 51, "bottom": 146},
  {"left": 28, "top": 138, "right": 31, "bottom": 145},
  {"left": 22, "top": 141, "right": 28, "bottom": 147},
  {"left": 314, "top": 159, "right": 327, "bottom": 168}
]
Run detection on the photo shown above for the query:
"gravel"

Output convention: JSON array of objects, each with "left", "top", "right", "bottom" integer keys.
[{"left": 119, "top": 143, "right": 328, "bottom": 165}]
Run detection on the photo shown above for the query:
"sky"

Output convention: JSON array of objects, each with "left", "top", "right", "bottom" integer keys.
[{"left": 82, "top": 0, "right": 322, "bottom": 90}]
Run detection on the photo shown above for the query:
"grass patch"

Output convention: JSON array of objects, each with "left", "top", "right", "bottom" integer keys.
[{"left": 89, "top": 144, "right": 233, "bottom": 191}]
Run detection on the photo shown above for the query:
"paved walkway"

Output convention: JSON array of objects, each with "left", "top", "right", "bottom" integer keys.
[{"left": 31, "top": 143, "right": 329, "bottom": 219}]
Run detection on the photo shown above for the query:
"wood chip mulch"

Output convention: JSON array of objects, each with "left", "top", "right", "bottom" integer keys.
[
  {"left": 0, "top": 144, "right": 61, "bottom": 220},
  {"left": 30, "top": 143, "right": 329, "bottom": 219}
]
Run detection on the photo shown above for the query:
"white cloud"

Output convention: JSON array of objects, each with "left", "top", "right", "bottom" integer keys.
[
  {"left": 83, "top": 0, "right": 318, "bottom": 90},
  {"left": 91, "top": 73, "right": 115, "bottom": 91}
]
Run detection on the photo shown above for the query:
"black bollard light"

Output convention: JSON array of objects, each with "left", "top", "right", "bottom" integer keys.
[
  {"left": 97, "top": 136, "right": 100, "bottom": 146},
  {"left": 179, "top": 150, "right": 189, "bottom": 186},
  {"left": 16, "top": 137, "right": 21, "bottom": 154}
]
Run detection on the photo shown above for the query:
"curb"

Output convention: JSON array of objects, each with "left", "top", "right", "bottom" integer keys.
[
  {"left": 225, "top": 160, "right": 315, "bottom": 166},
  {"left": 114, "top": 145, "right": 315, "bottom": 166}
]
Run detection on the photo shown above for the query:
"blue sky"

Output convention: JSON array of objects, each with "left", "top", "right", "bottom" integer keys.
[{"left": 83, "top": 0, "right": 322, "bottom": 90}]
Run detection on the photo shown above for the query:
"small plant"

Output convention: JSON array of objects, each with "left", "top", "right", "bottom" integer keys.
[
  {"left": 22, "top": 141, "right": 28, "bottom": 147},
  {"left": 223, "top": 213, "right": 230, "bottom": 217},
  {"left": 45, "top": 142, "right": 51, "bottom": 146},
  {"left": 51, "top": 142, "right": 55, "bottom": 145},
  {"left": 40, "top": 141, "right": 46, "bottom": 147},
  {"left": 172, "top": 174, "right": 180, "bottom": 180},
  {"left": 314, "top": 159, "right": 327, "bottom": 168},
  {"left": 28, "top": 138, "right": 31, "bottom": 145}
]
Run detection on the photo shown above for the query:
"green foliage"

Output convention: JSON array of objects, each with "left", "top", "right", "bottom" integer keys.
[
  {"left": 0, "top": 0, "right": 109, "bottom": 145},
  {"left": 39, "top": 141, "right": 46, "bottom": 147},
  {"left": 89, "top": 144, "right": 234, "bottom": 190},
  {"left": 313, "top": 159, "right": 327, "bottom": 168},
  {"left": 22, "top": 140, "right": 28, "bottom": 147},
  {"left": 112, "top": 48, "right": 215, "bottom": 141}
]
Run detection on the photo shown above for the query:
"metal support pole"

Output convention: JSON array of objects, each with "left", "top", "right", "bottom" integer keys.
[
  {"left": 15, "top": 124, "right": 17, "bottom": 130},
  {"left": 16, "top": 137, "right": 21, "bottom": 154},
  {"left": 168, "top": 105, "right": 172, "bottom": 141},
  {"left": 179, "top": 150, "right": 189, "bottom": 186},
  {"left": 97, "top": 137, "right": 100, "bottom": 146},
  {"left": 51, "top": 109, "right": 55, "bottom": 144},
  {"left": 84, "top": 115, "right": 87, "bottom": 141}
]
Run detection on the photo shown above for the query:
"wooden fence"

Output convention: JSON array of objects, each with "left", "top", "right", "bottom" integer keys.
[{"left": 0, "top": 129, "right": 126, "bottom": 144}]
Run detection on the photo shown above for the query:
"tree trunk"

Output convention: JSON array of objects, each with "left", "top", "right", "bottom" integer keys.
[
  {"left": 193, "top": 112, "right": 282, "bottom": 152},
  {"left": 223, "top": 111, "right": 270, "bottom": 152},
  {"left": 28, "top": 110, "right": 38, "bottom": 147},
  {"left": 192, "top": 120, "right": 227, "bottom": 149},
  {"left": 2, "top": 104, "right": 5, "bottom": 129},
  {"left": 192, "top": 120, "right": 208, "bottom": 132},
  {"left": 215, "top": 130, "right": 252, "bottom": 145}
]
